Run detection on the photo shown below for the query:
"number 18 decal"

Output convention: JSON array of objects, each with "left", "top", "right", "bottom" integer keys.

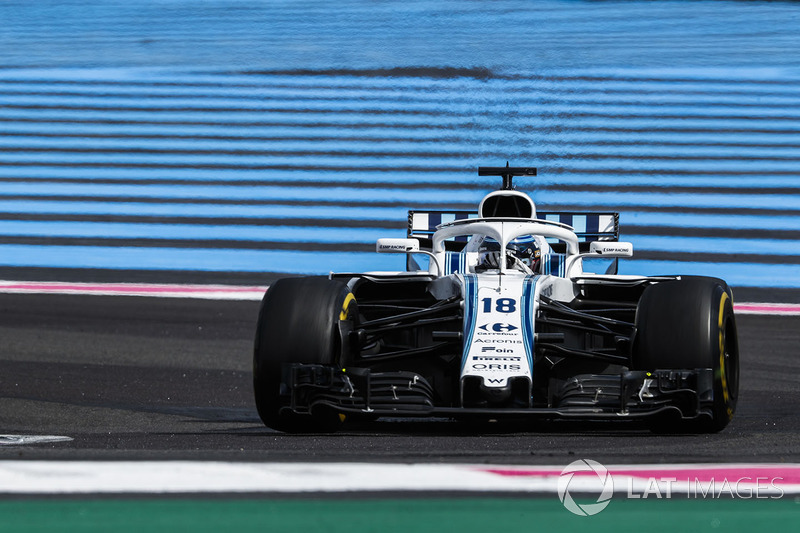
[{"left": 481, "top": 297, "right": 517, "bottom": 313}]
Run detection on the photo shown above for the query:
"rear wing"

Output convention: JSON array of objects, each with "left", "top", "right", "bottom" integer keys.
[{"left": 407, "top": 210, "right": 619, "bottom": 252}]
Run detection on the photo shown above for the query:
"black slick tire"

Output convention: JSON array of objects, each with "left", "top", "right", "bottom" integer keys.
[
  {"left": 633, "top": 276, "right": 739, "bottom": 433},
  {"left": 253, "top": 276, "right": 356, "bottom": 433}
]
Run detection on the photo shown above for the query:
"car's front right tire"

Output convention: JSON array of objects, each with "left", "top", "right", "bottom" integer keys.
[{"left": 633, "top": 276, "right": 739, "bottom": 433}]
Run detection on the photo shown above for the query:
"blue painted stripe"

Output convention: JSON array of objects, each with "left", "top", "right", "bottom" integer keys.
[
  {"left": 537, "top": 174, "right": 800, "bottom": 189},
  {"left": 620, "top": 260, "right": 800, "bottom": 288},
  {"left": 6, "top": 93, "right": 800, "bottom": 121},
  {"left": 456, "top": 253, "right": 464, "bottom": 273},
  {"left": 0, "top": 220, "right": 394, "bottom": 243},
  {"left": 460, "top": 275, "right": 478, "bottom": 372},
  {"left": 529, "top": 191, "right": 800, "bottom": 211},
  {"left": 0, "top": 200, "right": 410, "bottom": 221},
  {"left": 0, "top": 245, "right": 406, "bottom": 273},
  {"left": 0, "top": 167, "right": 492, "bottom": 186},
  {"left": 0, "top": 182, "right": 486, "bottom": 204},
  {"left": 4, "top": 81, "right": 800, "bottom": 107},
  {"left": 5, "top": 79, "right": 798, "bottom": 105},
  {"left": 3, "top": 166, "right": 799, "bottom": 190},
  {"left": 3, "top": 71, "right": 799, "bottom": 92},
  {"left": 5, "top": 128, "right": 800, "bottom": 162},
  {"left": 625, "top": 234, "right": 800, "bottom": 256},
  {"left": 622, "top": 211, "right": 800, "bottom": 232},
  {"left": 1, "top": 61, "right": 799, "bottom": 287},
  {"left": 0, "top": 108, "right": 469, "bottom": 127},
  {"left": 520, "top": 276, "right": 538, "bottom": 372}
]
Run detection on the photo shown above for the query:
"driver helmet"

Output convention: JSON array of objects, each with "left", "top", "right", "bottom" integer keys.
[
  {"left": 477, "top": 239, "right": 504, "bottom": 270},
  {"left": 477, "top": 238, "right": 541, "bottom": 273},
  {"left": 509, "top": 238, "right": 541, "bottom": 273}
]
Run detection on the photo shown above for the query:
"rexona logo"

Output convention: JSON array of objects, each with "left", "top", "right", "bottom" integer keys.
[
  {"left": 478, "top": 323, "right": 518, "bottom": 333},
  {"left": 558, "top": 459, "right": 614, "bottom": 516}
]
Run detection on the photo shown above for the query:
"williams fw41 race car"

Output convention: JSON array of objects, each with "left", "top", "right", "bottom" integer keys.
[{"left": 253, "top": 166, "right": 739, "bottom": 433}]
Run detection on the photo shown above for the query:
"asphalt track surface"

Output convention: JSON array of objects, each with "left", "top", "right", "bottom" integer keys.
[{"left": 2, "top": 293, "right": 798, "bottom": 464}]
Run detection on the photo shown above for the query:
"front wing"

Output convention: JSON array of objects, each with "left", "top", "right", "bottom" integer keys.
[{"left": 279, "top": 364, "right": 716, "bottom": 422}]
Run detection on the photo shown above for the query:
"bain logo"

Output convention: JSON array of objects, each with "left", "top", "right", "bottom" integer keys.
[{"left": 478, "top": 323, "right": 518, "bottom": 333}]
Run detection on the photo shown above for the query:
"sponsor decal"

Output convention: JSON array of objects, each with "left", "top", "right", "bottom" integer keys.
[
  {"left": 596, "top": 247, "right": 629, "bottom": 254},
  {"left": 471, "top": 364, "right": 521, "bottom": 371},
  {"left": 378, "top": 244, "right": 414, "bottom": 252},
  {"left": 478, "top": 322, "right": 518, "bottom": 333},
  {"left": 461, "top": 275, "right": 531, "bottom": 384},
  {"left": 480, "top": 346, "right": 514, "bottom": 353}
]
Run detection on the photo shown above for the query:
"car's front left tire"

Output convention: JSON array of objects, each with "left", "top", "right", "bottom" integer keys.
[{"left": 253, "top": 276, "right": 357, "bottom": 433}]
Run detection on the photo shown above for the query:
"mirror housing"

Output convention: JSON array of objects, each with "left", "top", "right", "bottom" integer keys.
[
  {"left": 375, "top": 238, "right": 441, "bottom": 276},
  {"left": 376, "top": 238, "right": 420, "bottom": 254}
]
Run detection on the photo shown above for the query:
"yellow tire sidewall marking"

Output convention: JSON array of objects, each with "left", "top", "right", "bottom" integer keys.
[
  {"left": 718, "top": 291, "right": 732, "bottom": 417},
  {"left": 339, "top": 292, "right": 356, "bottom": 321}
]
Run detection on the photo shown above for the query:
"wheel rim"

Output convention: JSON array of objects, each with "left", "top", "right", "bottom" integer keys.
[{"left": 723, "top": 318, "right": 739, "bottom": 404}]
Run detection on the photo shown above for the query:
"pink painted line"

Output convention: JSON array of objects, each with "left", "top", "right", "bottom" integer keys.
[
  {"left": 1, "top": 282, "right": 265, "bottom": 293},
  {"left": 0, "top": 280, "right": 268, "bottom": 300},
  {"left": 735, "top": 302, "right": 800, "bottom": 315},
  {"left": 481, "top": 464, "right": 800, "bottom": 485}
]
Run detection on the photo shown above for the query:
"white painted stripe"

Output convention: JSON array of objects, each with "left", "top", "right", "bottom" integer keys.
[
  {"left": 0, "top": 462, "right": 544, "bottom": 494},
  {"left": 0, "top": 462, "right": 799, "bottom": 495},
  {"left": 0, "top": 435, "right": 73, "bottom": 446}
]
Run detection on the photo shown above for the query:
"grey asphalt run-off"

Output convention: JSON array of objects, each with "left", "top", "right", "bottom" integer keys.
[{"left": 1, "top": 293, "right": 798, "bottom": 464}]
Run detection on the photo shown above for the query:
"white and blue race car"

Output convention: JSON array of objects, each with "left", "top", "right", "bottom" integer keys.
[{"left": 254, "top": 166, "right": 739, "bottom": 433}]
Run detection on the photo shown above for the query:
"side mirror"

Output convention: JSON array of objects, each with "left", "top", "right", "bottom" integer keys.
[
  {"left": 589, "top": 241, "right": 633, "bottom": 258},
  {"left": 375, "top": 238, "right": 441, "bottom": 276},
  {"left": 376, "top": 238, "right": 420, "bottom": 253}
]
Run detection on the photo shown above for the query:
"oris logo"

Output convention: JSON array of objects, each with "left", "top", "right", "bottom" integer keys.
[{"left": 478, "top": 323, "right": 518, "bottom": 333}]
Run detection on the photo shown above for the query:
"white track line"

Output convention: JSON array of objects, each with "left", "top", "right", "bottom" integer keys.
[
  {"left": 0, "top": 462, "right": 798, "bottom": 495},
  {"left": 0, "top": 435, "right": 73, "bottom": 446}
]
